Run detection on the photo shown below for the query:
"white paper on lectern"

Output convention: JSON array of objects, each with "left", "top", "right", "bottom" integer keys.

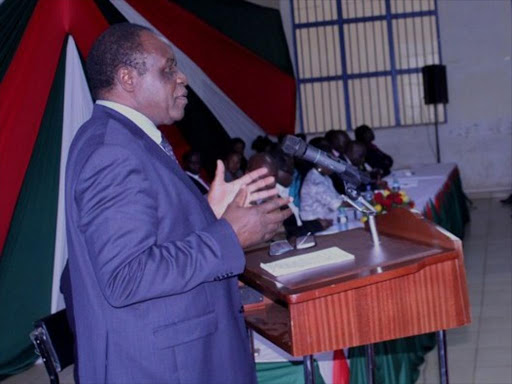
[{"left": 260, "top": 247, "right": 355, "bottom": 277}]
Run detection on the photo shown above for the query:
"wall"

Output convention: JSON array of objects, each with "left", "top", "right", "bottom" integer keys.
[
  {"left": 375, "top": 0, "right": 512, "bottom": 195},
  {"left": 280, "top": 0, "right": 512, "bottom": 194}
]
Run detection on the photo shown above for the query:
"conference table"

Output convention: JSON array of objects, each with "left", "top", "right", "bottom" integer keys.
[
  {"left": 246, "top": 163, "right": 471, "bottom": 384},
  {"left": 385, "top": 162, "right": 469, "bottom": 239}
]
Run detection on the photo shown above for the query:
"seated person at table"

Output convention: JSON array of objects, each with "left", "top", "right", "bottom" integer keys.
[
  {"left": 230, "top": 137, "right": 248, "bottom": 172},
  {"left": 267, "top": 143, "right": 303, "bottom": 211},
  {"left": 268, "top": 146, "right": 331, "bottom": 236},
  {"left": 346, "top": 141, "right": 385, "bottom": 191},
  {"left": 247, "top": 152, "right": 278, "bottom": 191},
  {"left": 183, "top": 149, "right": 209, "bottom": 195},
  {"left": 355, "top": 124, "right": 393, "bottom": 177},
  {"left": 325, "top": 129, "right": 351, "bottom": 195},
  {"left": 291, "top": 134, "right": 311, "bottom": 179},
  {"left": 325, "top": 129, "right": 351, "bottom": 162},
  {"left": 345, "top": 140, "right": 367, "bottom": 171},
  {"left": 223, "top": 151, "right": 243, "bottom": 182},
  {"left": 251, "top": 135, "right": 274, "bottom": 153},
  {"left": 300, "top": 138, "right": 342, "bottom": 224}
]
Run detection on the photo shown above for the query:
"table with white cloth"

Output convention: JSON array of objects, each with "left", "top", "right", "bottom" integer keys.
[
  {"left": 386, "top": 163, "right": 470, "bottom": 239},
  {"left": 388, "top": 163, "right": 456, "bottom": 211}
]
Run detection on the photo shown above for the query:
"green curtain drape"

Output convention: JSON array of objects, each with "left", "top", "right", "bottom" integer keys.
[
  {"left": 171, "top": 0, "right": 294, "bottom": 76},
  {"left": 349, "top": 334, "right": 436, "bottom": 384},
  {"left": 437, "top": 175, "right": 470, "bottom": 239},
  {"left": 0, "top": 0, "right": 38, "bottom": 82},
  {"left": 256, "top": 360, "right": 325, "bottom": 384},
  {"left": 0, "top": 42, "right": 66, "bottom": 379}
]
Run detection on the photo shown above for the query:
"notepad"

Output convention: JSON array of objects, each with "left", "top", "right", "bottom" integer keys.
[{"left": 260, "top": 247, "right": 355, "bottom": 277}]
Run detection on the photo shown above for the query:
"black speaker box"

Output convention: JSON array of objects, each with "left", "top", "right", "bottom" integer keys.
[{"left": 422, "top": 64, "right": 448, "bottom": 105}]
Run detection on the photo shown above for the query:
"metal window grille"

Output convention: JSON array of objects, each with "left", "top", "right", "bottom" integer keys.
[{"left": 291, "top": 0, "right": 445, "bottom": 133}]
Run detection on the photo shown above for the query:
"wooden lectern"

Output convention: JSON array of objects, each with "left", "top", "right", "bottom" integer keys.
[{"left": 241, "top": 208, "right": 471, "bottom": 383}]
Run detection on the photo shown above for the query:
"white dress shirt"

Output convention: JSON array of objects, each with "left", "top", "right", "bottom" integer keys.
[{"left": 96, "top": 100, "right": 165, "bottom": 150}]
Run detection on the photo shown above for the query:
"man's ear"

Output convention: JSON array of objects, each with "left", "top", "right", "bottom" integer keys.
[{"left": 116, "top": 66, "right": 137, "bottom": 93}]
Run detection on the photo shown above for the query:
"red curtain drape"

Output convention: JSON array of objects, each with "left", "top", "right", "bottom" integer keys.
[
  {"left": 0, "top": 0, "right": 110, "bottom": 254},
  {"left": 0, "top": 0, "right": 67, "bottom": 254}
]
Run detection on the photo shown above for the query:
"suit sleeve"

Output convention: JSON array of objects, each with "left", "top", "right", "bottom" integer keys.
[{"left": 74, "top": 145, "right": 244, "bottom": 308}]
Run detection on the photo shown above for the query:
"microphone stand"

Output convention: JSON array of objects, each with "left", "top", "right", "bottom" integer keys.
[
  {"left": 342, "top": 184, "right": 380, "bottom": 246},
  {"left": 342, "top": 183, "right": 380, "bottom": 384}
]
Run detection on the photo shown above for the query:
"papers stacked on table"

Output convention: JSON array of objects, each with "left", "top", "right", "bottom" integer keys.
[{"left": 260, "top": 247, "right": 355, "bottom": 277}]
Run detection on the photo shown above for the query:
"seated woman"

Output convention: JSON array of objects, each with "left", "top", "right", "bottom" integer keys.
[{"left": 300, "top": 138, "right": 343, "bottom": 224}]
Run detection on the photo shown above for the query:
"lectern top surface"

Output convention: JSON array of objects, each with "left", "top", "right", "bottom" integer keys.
[{"left": 243, "top": 228, "right": 454, "bottom": 303}]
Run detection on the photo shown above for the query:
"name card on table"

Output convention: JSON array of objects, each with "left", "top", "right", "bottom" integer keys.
[{"left": 260, "top": 247, "right": 355, "bottom": 277}]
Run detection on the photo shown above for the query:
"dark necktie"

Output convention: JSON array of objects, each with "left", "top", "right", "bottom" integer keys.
[{"left": 160, "top": 136, "right": 177, "bottom": 163}]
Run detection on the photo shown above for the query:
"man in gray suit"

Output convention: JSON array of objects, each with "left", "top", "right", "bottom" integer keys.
[{"left": 65, "top": 23, "right": 290, "bottom": 384}]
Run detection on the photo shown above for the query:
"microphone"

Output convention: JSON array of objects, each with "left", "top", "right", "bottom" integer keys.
[{"left": 281, "top": 135, "right": 371, "bottom": 186}]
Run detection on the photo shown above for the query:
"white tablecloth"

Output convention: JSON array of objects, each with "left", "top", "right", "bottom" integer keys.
[{"left": 385, "top": 163, "right": 457, "bottom": 213}]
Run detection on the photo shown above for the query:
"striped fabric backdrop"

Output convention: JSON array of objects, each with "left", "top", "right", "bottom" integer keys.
[{"left": 0, "top": 0, "right": 296, "bottom": 378}]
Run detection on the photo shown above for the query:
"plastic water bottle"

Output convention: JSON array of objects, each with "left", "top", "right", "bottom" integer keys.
[
  {"left": 363, "top": 184, "right": 374, "bottom": 202},
  {"left": 338, "top": 207, "right": 348, "bottom": 231},
  {"left": 392, "top": 175, "right": 401, "bottom": 192}
]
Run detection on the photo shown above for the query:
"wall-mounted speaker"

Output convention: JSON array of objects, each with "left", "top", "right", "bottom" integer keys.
[{"left": 422, "top": 64, "right": 448, "bottom": 105}]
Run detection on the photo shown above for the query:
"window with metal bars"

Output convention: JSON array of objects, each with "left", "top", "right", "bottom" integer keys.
[{"left": 291, "top": 0, "right": 445, "bottom": 134}]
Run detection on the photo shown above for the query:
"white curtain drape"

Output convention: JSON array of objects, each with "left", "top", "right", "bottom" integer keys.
[{"left": 51, "top": 37, "right": 94, "bottom": 313}]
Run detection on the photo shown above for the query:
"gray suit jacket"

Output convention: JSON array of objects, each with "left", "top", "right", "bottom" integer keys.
[{"left": 65, "top": 105, "right": 256, "bottom": 384}]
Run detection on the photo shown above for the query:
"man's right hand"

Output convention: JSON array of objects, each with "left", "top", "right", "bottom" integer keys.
[
  {"left": 222, "top": 188, "right": 292, "bottom": 249},
  {"left": 208, "top": 160, "right": 277, "bottom": 219}
]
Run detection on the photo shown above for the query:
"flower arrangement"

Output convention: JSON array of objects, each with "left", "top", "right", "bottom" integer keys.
[{"left": 372, "top": 189, "right": 415, "bottom": 214}]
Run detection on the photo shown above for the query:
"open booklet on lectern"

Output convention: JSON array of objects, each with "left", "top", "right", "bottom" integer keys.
[{"left": 260, "top": 246, "right": 355, "bottom": 277}]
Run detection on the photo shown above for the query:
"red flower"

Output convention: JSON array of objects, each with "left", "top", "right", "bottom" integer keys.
[
  {"left": 374, "top": 192, "right": 384, "bottom": 204},
  {"left": 381, "top": 198, "right": 393, "bottom": 209}
]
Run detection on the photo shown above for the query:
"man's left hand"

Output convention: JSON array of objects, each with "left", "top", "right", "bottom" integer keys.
[{"left": 208, "top": 160, "right": 278, "bottom": 218}]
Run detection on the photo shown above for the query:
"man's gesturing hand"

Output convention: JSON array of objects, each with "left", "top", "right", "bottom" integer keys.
[
  {"left": 222, "top": 188, "right": 293, "bottom": 249},
  {"left": 208, "top": 160, "right": 278, "bottom": 218}
]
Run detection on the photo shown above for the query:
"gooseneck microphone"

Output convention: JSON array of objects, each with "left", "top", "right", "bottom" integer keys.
[{"left": 281, "top": 135, "right": 371, "bottom": 186}]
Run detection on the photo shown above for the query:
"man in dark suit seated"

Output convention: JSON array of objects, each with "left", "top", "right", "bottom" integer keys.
[
  {"left": 230, "top": 137, "right": 248, "bottom": 172},
  {"left": 355, "top": 124, "right": 394, "bottom": 177},
  {"left": 183, "top": 149, "right": 209, "bottom": 195},
  {"left": 345, "top": 140, "right": 367, "bottom": 171},
  {"left": 325, "top": 129, "right": 351, "bottom": 195},
  {"left": 325, "top": 129, "right": 351, "bottom": 162},
  {"left": 345, "top": 140, "right": 384, "bottom": 191},
  {"left": 62, "top": 23, "right": 291, "bottom": 384}
]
